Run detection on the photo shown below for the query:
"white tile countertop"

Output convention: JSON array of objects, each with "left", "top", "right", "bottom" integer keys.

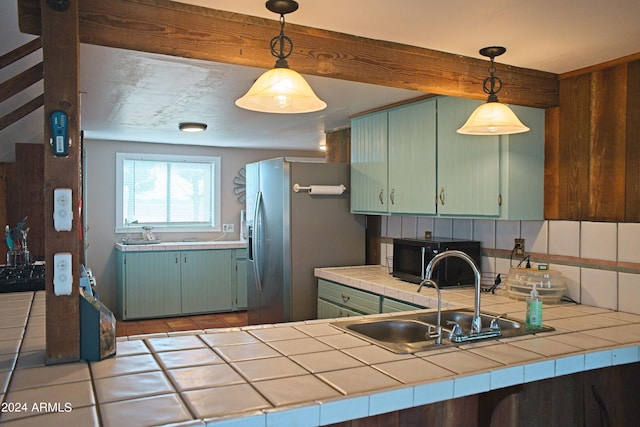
[
  {"left": 0, "top": 266, "right": 639, "bottom": 426},
  {"left": 115, "top": 240, "right": 247, "bottom": 252}
]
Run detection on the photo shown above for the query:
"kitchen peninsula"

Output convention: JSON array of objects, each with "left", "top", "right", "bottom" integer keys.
[{"left": 0, "top": 266, "right": 638, "bottom": 426}]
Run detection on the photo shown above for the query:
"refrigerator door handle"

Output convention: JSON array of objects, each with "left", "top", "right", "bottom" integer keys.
[{"left": 252, "top": 190, "right": 263, "bottom": 292}]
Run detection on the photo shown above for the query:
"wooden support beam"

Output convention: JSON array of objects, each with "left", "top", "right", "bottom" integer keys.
[
  {"left": 41, "top": 0, "right": 81, "bottom": 364},
  {"left": 18, "top": 0, "right": 558, "bottom": 108}
]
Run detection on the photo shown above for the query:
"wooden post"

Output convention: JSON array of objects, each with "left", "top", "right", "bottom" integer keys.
[{"left": 41, "top": 0, "right": 81, "bottom": 363}]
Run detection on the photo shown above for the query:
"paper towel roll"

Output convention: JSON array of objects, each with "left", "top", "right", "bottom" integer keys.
[{"left": 307, "top": 185, "right": 345, "bottom": 195}]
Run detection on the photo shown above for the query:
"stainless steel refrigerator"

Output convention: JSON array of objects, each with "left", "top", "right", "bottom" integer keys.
[{"left": 246, "top": 158, "right": 365, "bottom": 325}]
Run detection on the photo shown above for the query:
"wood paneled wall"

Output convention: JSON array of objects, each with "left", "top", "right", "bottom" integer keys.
[
  {"left": 326, "top": 127, "right": 380, "bottom": 265},
  {"left": 325, "top": 127, "right": 350, "bottom": 164},
  {"left": 1, "top": 143, "right": 44, "bottom": 259},
  {"left": 545, "top": 58, "right": 640, "bottom": 222}
]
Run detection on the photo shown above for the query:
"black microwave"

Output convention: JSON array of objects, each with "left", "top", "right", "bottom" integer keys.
[{"left": 392, "top": 237, "right": 481, "bottom": 286}]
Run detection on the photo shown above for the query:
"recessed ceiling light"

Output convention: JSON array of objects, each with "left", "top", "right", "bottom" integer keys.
[{"left": 179, "top": 122, "right": 207, "bottom": 132}]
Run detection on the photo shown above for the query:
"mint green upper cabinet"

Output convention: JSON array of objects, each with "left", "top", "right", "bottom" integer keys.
[
  {"left": 351, "top": 99, "right": 437, "bottom": 215},
  {"left": 351, "top": 110, "right": 388, "bottom": 213},
  {"left": 388, "top": 99, "right": 437, "bottom": 214},
  {"left": 349, "top": 96, "right": 544, "bottom": 219},
  {"left": 436, "top": 97, "right": 501, "bottom": 216},
  {"left": 498, "top": 104, "right": 545, "bottom": 219}
]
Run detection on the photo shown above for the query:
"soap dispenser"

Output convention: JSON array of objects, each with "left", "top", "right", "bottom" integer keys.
[{"left": 525, "top": 282, "right": 543, "bottom": 329}]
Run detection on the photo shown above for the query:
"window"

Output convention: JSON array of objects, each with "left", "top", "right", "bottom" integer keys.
[{"left": 116, "top": 153, "right": 221, "bottom": 232}]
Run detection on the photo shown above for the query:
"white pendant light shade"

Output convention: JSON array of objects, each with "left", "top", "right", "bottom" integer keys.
[
  {"left": 235, "top": 0, "right": 326, "bottom": 114},
  {"left": 457, "top": 101, "right": 530, "bottom": 135},
  {"left": 235, "top": 67, "right": 327, "bottom": 114}
]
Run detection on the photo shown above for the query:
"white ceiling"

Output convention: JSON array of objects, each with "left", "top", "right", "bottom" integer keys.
[{"left": 1, "top": 0, "right": 639, "bottom": 159}]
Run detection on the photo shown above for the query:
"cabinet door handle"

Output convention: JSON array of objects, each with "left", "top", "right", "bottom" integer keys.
[
  {"left": 378, "top": 189, "right": 384, "bottom": 204},
  {"left": 439, "top": 187, "right": 446, "bottom": 205},
  {"left": 498, "top": 194, "right": 502, "bottom": 206},
  {"left": 341, "top": 294, "right": 350, "bottom": 303},
  {"left": 175, "top": 255, "right": 179, "bottom": 263},
  {"left": 390, "top": 188, "right": 395, "bottom": 205}
]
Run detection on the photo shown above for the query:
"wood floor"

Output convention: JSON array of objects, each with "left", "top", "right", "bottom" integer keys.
[{"left": 116, "top": 311, "right": 248, "bottom": 337}]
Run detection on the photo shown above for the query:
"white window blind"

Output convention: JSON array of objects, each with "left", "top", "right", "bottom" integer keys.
[{"left": 116, "top": 153, "right": 221, "bottom": 232}]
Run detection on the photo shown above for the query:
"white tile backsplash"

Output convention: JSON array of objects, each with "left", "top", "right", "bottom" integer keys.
[
  {"left": 581, "top": 222, "right": 617, "bottom": 261},
  {"left": 381, "top": 243, "right": 392, "bottom": 267},
  {"left": 417, "top": 217, "right": 435, "bottom": 239},
  {"left": 618, "top": 223, "right": 640, "bottom": 263},
  {"left": 550, "top": 264, "right": 581, "bottom": 303},
  {"left": 481, "top": 255, "right": 495, "bottom": 276},
  {"left": 400, "top": 216, "right": 418, "bottom": 238},
  {"left": 495, "top": 257, "right": 512, "bottom": 277},
  {"left": 434, "top": 218, "right": 452, "bottom": 238},
  {"left": 387, "top": 216, "right": 402, "bottom": 238},
  {"left": 521, "top": 221, "right": 547, "bottom": 254},
  {"left": 580, "top": 268, "right": 617, "bottom": 310},
  {"left": 380, "top": 216, "right": 639, "bottom": 314},
  {"left": 380, "top": 216, "right": 388, "bottom": 237},
  {"left": 618, "top": 272, "right": 640, "bottom": 314},
  {"left": 452, "top": 219, "right": 473, "bottom": 240},
  {"left": 548, "top": 221, "right": 580, "bottom": 257},
  {"left": 473, "top": 220, "right": 496, "bottom": 250},
  {"left": 495, "top": 221, "right": 520, "bottom": 250}
]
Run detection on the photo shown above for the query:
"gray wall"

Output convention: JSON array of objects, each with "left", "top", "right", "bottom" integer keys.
[{"left": 84, "top": 138, "right": 324, "bottom": 313}]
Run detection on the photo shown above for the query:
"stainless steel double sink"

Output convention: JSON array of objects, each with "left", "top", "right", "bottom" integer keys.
[{"left": 331, "top": 308, "right": 555, "bottom": 354}]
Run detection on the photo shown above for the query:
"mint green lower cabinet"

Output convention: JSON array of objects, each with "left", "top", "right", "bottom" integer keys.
[
  {"left": 317, "top": 279, "right": 426, "bottom": 319},
  {"left": 181, "top": 250, "right": 233, "bottom": 314},
  {"left": 381, "top": 297, "right": 424, "bottom": 313},
  {"left": 233, "top": 249, "right": 247, "bottom": 310},
  {"left": 117, "top": 248, "right": 244, "bottom": 320},
  {"left": 317, "top": 299, "right": 363, "bottom": 319},
  {"left": 121, "top": 251, "right": 182, "bottom": 319},
  {"left": 317, "top": 279, "right": 380, "bottom": 318}
]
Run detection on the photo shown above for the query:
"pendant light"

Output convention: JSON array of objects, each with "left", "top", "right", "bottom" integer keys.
[
  {"left": 457, "top": 47, "right": 530, "bottom": 135},
  {"left": 235, "top": 0, "right": 327, "bottom": 114}
]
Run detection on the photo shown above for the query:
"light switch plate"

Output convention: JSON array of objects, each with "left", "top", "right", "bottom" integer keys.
[
  {"left": 53, "top": 252, "right": 72, "bottom": 296},
  {"left": 53, "top": 188, "right": 73, "bottom": 231}
]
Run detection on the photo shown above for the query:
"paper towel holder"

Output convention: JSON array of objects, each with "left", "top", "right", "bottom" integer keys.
[{"left": 293, "top": 184, "right": 347, "bottom": 195}]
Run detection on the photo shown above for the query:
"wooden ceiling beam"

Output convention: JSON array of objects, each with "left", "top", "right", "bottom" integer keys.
[{"left": 18, "top": 0, "right": 558, "bottom": 108}]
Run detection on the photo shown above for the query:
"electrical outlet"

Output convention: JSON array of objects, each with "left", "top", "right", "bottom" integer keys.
[
  {"left": 514, "top": 238, "right": 525, "bottom": 256},
  {"left": 222, "top": 224, "right": 234, "bottom": 232}
]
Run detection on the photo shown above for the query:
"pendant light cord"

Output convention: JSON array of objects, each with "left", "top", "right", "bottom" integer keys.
[
  {"left": 483, "top": 56, "right": 502, "bottom": 102},
  {"left": 270, "top": 14, "right": 293, "bottom": 68}
]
